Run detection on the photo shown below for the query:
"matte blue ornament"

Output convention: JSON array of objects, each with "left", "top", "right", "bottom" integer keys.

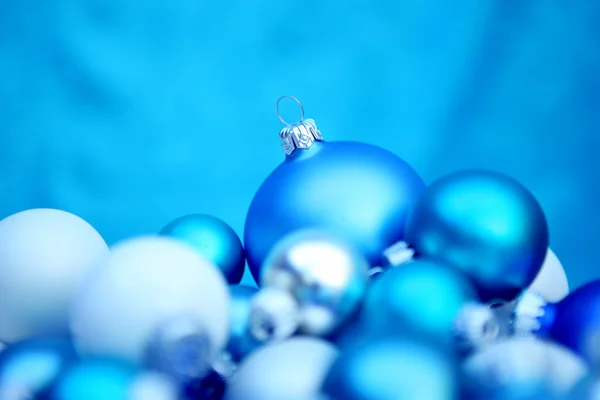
[
  {"left": 362, "top": 259, "right": 478, "bottom": 344},
  {"left": 0, "top": 338, "right": 77, "bottom": 398},
  {"left": 322, "top": 334, "right": 458, "bottom": 400},
  {"left": 226, "top": 285, "right": 261, "bottom": 362},
  {"left": 404, "top": 169, "right": 549, "bottom": 302},
  {"left": 45, "top": 358, "right": 139, "bottom": 400},
  {"left": 513, "top": 279, "right": 600, "bottom": 365},
  {"left": 160, "top": 214, "right": 246, "bottom": 284},
  {"left": 244, "top": 97, "right": 425, "bottom": 283}
]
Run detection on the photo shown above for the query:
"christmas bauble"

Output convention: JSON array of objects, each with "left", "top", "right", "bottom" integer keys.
[
  {"left": 0, "top": 208, "right": 109, "bottom": 343},
  {"left": 248, "top": 230, "right": 369, "bottom": 340},
  {"left": 70, "top": 236, "right": 230, "bottom": 366},
  {"left": 322, "top": 334, "right": 457, "bottom": 400},
  {"left": 45, "top": 358, "right": 178, "bottom": 400},
  {"left": 528, "top": 248, "right": 569, "bottom": 303},
  {"left": 227, "top": 285, "right": 261, "bottom": 362},
  {"left": 461, "top": 338, "right": 587, "bottom": 399},
  {"left": 244, "top": 97, "right": 425, "bottom": 283},
  {"left": 0, "top": 338, "right": 77, "bottom": 399},
  {"left": 362, "top": 259, "right": 478, "bottom": 344},
  {"left": 405, "top": 169, "right": 549, "bottom": 302},
  {"left": 160, "top": 214, "right": 246, "bottom": 285},
  {"left": 513, "top": 279, "right": 600, "bottom": 365},
  {"left": 224, "top": 337, "right": 337, "bottom": 400}
]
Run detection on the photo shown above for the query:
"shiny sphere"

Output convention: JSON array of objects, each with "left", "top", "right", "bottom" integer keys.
[
  {"left": 405, "top": 169, "right": 549, "bottom": 302},
  {"left": 461, "top": 338, "right": 588, "bottom": 399},
  {"left": 528, "top": 248, "right": 569, "bottom": 302},
  {"left": 70, "top": 236, "right": 230, "bottom": 365},
  {"left": 260, "top": 230, "right": 370, "bottom": 336},
  {"left": 227, "top": 285, "right": 261, "bottom": 362},
  {"left": 160, "top": 214, "right": 246, "bottom": 284},
  {"left": 0, "top": 208, "right": 110, "bottom": 343},
  {"left": 244, "top": 140, "right": 425, "bottom": 283},
  {"left": 363, "top": 259, "right": 478, "bottom": 342},
  {"left": 322, "top": 335, "right": 457, "bottom": 400},
  {"left": 46, "top": 358, "right": 178, "bottom": 400},
  {"left": 0, "top": 338, "right": 77, "bottom": 399},
  {"left": 225, "top": 337, "right": 338, "bottom": 400}
]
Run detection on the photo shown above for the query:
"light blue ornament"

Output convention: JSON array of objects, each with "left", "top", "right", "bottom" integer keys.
[
  {"left": 160, "top": 214, "right": 246, "bottom": 284},
  {"left": 244, "top": 97, "right": 425, "bottom": 283},
  {"left": 226, "top": 285, "right": 261, "bottom": 362},
  {"left": 362, "top": 259, "right": 478, "bottom": 344},
  {"left": 322, "top": 334, "right": 458, "bottom": 400},
  {"left": 46, "top": 358, "right": 140, "bottom": 400},
  {"left": 405, "top": 169, "right": 549, "bottom": 302},
  {"left": 0, "top": 338, "right": 77, "bottom": 399}
]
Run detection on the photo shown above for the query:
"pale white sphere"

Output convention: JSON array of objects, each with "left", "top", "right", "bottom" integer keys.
[
  {"left": 225, "top": 337, "right": 338, "bottom": 400},
  {"left": 129, "top": 372, "right": 179, "bottom": 400},
  {"left": 0, "top": 208, "right": 109, "bottom": 343},
  {"left": 70, "top": 236, "right": 230, "bottom": 365},
  {"left": 463, "top": 337, "right": 588, "bottom": 397},
  {"left": 528, "top": 247, "right": 569, "bottom": 302}
]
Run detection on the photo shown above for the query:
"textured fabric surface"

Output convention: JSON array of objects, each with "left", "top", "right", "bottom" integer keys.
[{"left": 1, "top": 1, "right": 598, "bottom": 286}]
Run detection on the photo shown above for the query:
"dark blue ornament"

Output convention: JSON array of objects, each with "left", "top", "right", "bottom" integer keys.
[
  {"left": 405, "top": 169, "right": 549, "bottom": 302},
  {"left": 0, "top": 338, "right": 77, "bottom": 399},
  {"left": 244, "top": 98, "right": 425, "bottom": 284},
  {"left": 182, "top": 369, "right": 226, "bottom": 400},
  {"left": 362, "top": 259, "right": 478, "bottom": 345},
  {"left": 513, "top": 279, "right": 600, "bottom": 365},
  {"left": 160, "top": 214, "right": 246, "bottom": 284},
  {"left": 322, "top": 333, "right": 458, "bottom": 400},
  {"left": 226, "top": 285, "right": 261, "bottom": 362}
]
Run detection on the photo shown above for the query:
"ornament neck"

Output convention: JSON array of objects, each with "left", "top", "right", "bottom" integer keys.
[
  {"left": 511, "top": 290, "right": 555, "bottom": 336},
  {"left": 276, "top": 96, "right": 324, "bottom": 155}
]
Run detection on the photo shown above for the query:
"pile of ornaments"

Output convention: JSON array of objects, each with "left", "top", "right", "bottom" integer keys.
[{"left": 0, "top": 97, "right": 599, "bottom": 400}]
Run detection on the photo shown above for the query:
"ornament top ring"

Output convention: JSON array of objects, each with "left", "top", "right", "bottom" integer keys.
[
  {"left": 276, "top": 95, "right": 305, "bottom": 126},
  {"left": 276, "top": 96, "right": 323, "bottom": 155}
]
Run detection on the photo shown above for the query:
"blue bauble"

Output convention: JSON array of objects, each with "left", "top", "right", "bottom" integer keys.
[
  {"left": 160, "top": 214, "right": 246, "bottom": 284},
  {"left": 322, "top": 334, "right": 458, "bottom": 400},
  {"left": 45, "top": 358, "right": 141, "bottom": 400},
  {"left": 226, "top": 285, "right": 261, "bottom": 362},
  {"left": 362, "top": 259, "right": 478, "bottom": 344},
  {"left": 405, "top": 169, "right": 549, "bottom": 302},
  {"left": 182, "top": 369, "right": 226, "bottom": 400},
  {"left": 513, "top": 279, "right": 600, "bottom": 365},
  {"left": 0, "top": 338, "right": 77, "bottom": 398},
  {"left": 244, "top": 112, "right": 425, "bottom": 283}
]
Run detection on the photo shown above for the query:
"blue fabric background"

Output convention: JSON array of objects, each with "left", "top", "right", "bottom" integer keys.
[{"left": 0, "top": 0, "right": 598, "bottom": 287}]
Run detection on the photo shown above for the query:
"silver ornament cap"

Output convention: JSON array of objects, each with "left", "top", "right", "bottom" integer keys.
[
  {"left": 454, "top": 302, "right": 502, "bottom": 351},
  {"left": 276, "top": 96, "right": 323, "bottom": 155}
]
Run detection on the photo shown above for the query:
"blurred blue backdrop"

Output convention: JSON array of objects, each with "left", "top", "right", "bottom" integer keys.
[{"left": 0, "top": 0, "right": 598, "bottom": 288}]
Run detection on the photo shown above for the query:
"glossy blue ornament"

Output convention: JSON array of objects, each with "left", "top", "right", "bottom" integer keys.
[
  {"left": 513, "top": 279, "right": 600, "bottom": 365},
  {"left": 405, "top": 169, "right": 549, "bottom": 302},
  {"left": 45, "top": 358, "right": 140, "bottom": 400},
  {"left": 362, "top": 259, "right": 478, "bottom": 344},
  {"left": 244, "top": 97, "right": 425, "bottom": 283},
  {"left": 160, "top": 214, "right": 246, "bottom": 284},
  {"left": 226, "top": 285, "right": 261, "bottom": 362},
  {"left": 0, "top": 338, "right": 77, "bottom": 398},
  {"left": 322, "top": 334, "right": 458, "bottom": 400}
]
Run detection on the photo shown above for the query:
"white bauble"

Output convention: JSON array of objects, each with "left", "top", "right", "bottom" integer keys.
[
  {"left": 463, "top": 337, "right": 588, "bottom": 397},
  {"left": 70, "top": 236, "right": 230, "bottom": 365},
  {"left": 528, "top": 248, "right": 569, "bottom": 302},
  {"left": 0, "top": 208, "right": 109, "bottom": 343},
  {"left": 225, "top": 337, "right": 338, "bottom": 400}
]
